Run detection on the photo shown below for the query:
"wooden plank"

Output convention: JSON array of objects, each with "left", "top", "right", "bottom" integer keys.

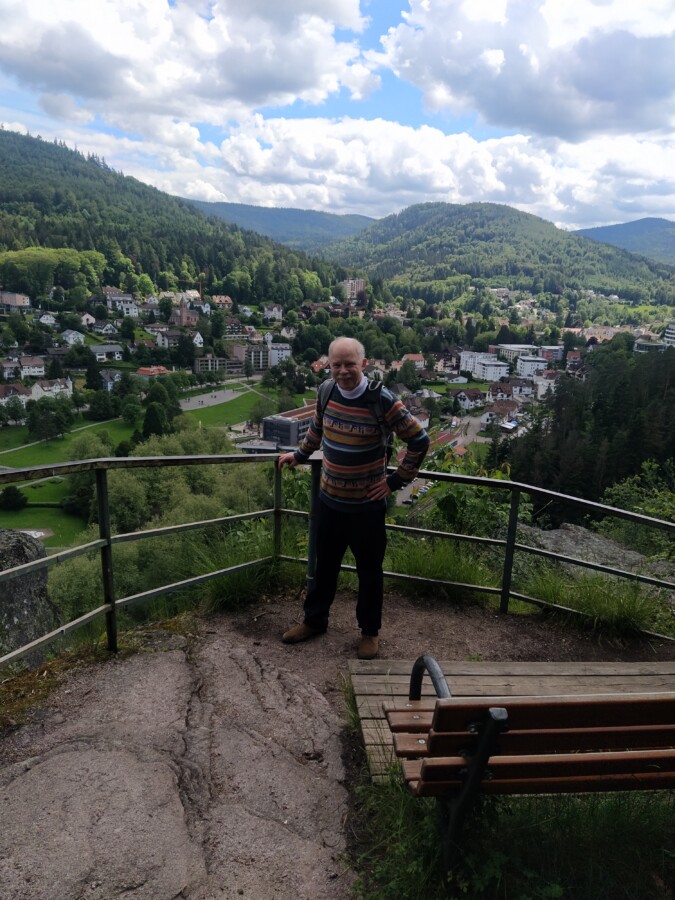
[
  {"left": 419, "top": 748, "right": 675, "bottom": 780},
  {"left": 351, "top": 676, "right": 675, "bottom": 696},
  {"left": 432, "top": 693, "right": 675, "bottom": 732},
  {"left": 348, "top": 660, "right": 675, "bottom": 677}
]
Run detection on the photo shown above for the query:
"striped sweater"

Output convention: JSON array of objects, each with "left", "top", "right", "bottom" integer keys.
[{"left": 294, "top": 383, "right": 430, "bottom": 511}]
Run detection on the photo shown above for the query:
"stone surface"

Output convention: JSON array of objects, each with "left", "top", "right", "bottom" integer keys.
[{"left": 0, "top": 528, "right": 61, "bottom": 664}]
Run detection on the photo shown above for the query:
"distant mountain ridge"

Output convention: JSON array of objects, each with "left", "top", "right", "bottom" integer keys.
[
  {"left": 322, "top": 202, "right": 675, "bottom": 304},
  {"left": 575, "top": 218, "right": 675, "bottom": 266},
  {"left": 187, "top": 199, "right": 373, "bottom": 251}
]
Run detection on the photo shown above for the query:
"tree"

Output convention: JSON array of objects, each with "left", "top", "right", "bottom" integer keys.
[
  {"left": 26, "top": 396, "right": 75, "bottom": 441},
  {"left": 85, "top": 352, "right": 103, "bottom": 391},
  {"left": 120, "top": 317, "right": 136, "bottom": 341},
  {"left": 249, "top": 397, "right": 275, "bottom": 433},
  {"left": 121, "top": 395, "right": 142, "bottom": 425},
  {"left": 5, "top": 396, "right": 26, "bottom": 425},
  {"left": 159, "top": 297, "right": 174, "bottom": 321},
  {"left": 244, "top": 359, "right": 254, "bottom": 380},
  {"left": 0, "top": 486, "right": 27, "bottom": 510},
  {"left": 87, "top": 390, "right": 116, "bottom": 421},
  {"left": 399, "top": 360, "right": 421, "bottom": 391},
  {"left": 143, "top": 402, "right": 169, "bottom": 438}
]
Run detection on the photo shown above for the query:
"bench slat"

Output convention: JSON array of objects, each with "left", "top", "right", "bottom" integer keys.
[
  {"left": 393, "top": 724, "right": 675, "bottom": 759},
  {"left": 432, "top": 693, "right": 675, "bottom": 732},
  {"left": 409, "top": 772, "right": 675, "bottom": 797},
  {"left": 420, "top": 748, "right": 675, "bottom": 781}
]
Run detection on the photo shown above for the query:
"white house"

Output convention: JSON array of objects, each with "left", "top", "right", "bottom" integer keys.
[
  {"left": 38, "top": 313, "right": 57, "bottom": 327},
  {"left": 119, "top": 299, "right": 139, "bottom": 318},
  {"left": 93, "top": 322, "right": 118, "bottom": 336},
  {"left": 61, "top": 329, "right": 86, "bottom": 346},
  {"left": 263, "top": 304, "right": 283, "bottom": 322},
  {"left": 0, "top": 358, "right": 21, "bottom": 378},
  {"left": 475, "top": 357, "right": 510, "bottom": 381},
  {"left": 31, "top": 377, "right": 73, "bottom": 401},
  {"left": 93, "top": 344, "right": 124, "bottom": 362},
  {"left": 269, "top": 342, "right": 292, "bottom": 366},
  {"left": 516, "top": 356, "right": 545, "bottom": 378},
  {"left": 190, "top": 331, "right": 204, "bottom": 348},
  {"left": 0, "top": 383, "right": 31, "bottom": 407},
  {"left": 20, "top": 356, "right": 46, "bottom": 378},
  {"left": 402, "top": 353, "right": 426, "bottom": 370},
  {"left": 81, "top": 312, "right": 96, "bottom": 328},
  {"left": 100, "top": 369, "right": 123, "bottom": 393}
]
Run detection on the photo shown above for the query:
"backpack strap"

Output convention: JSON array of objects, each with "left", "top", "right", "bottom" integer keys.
[
  {"left": 317, "top": 378, "right": 336, "bottom": 422},
  {"left": 363, "top": 381, "right": 395, "bottom": 464}
]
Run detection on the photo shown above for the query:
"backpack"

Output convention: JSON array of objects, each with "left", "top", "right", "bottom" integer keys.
[{"left": 317, "top": 378, "right": 395, "bottom": 464}]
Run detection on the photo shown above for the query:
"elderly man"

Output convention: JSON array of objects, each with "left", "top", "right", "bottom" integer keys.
[{"left": 278, "top": 337, "right": 429, "bottom": 659}]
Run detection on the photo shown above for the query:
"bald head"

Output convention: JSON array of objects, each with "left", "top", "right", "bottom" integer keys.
[
  {"left": 328, "top": 337, "right": 365, "bottom": 363},
  {"left": 328, "top": 337, "right": 367, "bottom": 391}
]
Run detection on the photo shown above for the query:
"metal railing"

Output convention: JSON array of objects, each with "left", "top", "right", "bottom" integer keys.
[{"left": 1, "top": 452, "right": 673, "bottom": 667}]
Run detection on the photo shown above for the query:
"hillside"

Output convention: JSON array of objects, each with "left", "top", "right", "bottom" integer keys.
[
  {"left": 323, "top": 202, "right": 675, "bottom": 304},
  {"left": 187, "top": 199, "right": 373, "bottom": 251},
  {"left": 0, "top": 129, "right": 335, "bottom": 299},
  {"left": 575, "top": 218, "right": 675, "bottom": 266}
]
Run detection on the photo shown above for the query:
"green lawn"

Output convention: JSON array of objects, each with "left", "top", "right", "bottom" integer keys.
[
  {"left": 0, "top": 505, "right": 88, "bottom": 548},
  {"left": 183, "top": 388, "right": 314, "bottom": 428},
  {"left": 20, "top": 477, "right": 69, "bottom": 503},
  {"left": 0, "top": 424, "right": 31, "bottom": 451},
  {"left": 0, "top": 419, "right": 133, "bottom": 469}
]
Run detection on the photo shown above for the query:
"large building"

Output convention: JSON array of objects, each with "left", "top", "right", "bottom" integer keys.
[
  {"left": 340, "top": 278, "right": 366, "bottom": 300},
  {"left": 262, "top": 405, "right": 316, "bottom": 448}
]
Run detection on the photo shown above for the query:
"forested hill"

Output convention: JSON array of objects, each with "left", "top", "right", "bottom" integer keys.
[
  {"left": 324, "top": 202, "right": 675, "bottom": 304},
  {"left": 575, "top": 218, "right": 675, "bottom": 267},
  {"left": 0, "top": 129, "right": 335, "bottom": 296},
  {"left": 187, "top": 199, "right": 373, "bottom": 252}
]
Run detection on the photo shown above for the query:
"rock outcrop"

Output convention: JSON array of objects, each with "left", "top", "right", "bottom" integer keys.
[{"left": 0, "top": 528, "right": 61, "bottom": 665}]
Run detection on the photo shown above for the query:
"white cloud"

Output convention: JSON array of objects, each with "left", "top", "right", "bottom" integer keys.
[
  {"left": 380, "top": 0, "right": 675, "bottom": 139},
  {"left": 0, "top": 0, "right": 374, "bottom": 133},
  {"left": 0, "top": 0, "right": 673, "bottom": 229}
]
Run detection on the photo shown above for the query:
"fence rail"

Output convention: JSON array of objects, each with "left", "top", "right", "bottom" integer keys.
[{"left": 1, "top": 452, "right": 673, "bottom": 668}]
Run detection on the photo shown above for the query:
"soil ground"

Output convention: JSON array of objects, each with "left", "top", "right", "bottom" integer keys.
[
  {"left": 1, "top": 588, "right": 673, "bottom": 900},
  {"left": 237, "top": 587, "right": 675, "bottom": 710}
]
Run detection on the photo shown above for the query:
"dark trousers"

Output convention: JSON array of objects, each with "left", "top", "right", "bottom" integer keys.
[{"left": 303, "top": 500, "right": 387, "bottom": 636}]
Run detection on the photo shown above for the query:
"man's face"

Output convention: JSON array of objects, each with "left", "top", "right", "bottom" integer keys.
[{"left": 329, "top": 342, "right": 365, "bottom": 391}]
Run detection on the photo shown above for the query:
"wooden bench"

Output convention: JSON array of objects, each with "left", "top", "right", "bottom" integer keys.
[{"left": 385, "top": 655, "right": 675, "bottom": 862}]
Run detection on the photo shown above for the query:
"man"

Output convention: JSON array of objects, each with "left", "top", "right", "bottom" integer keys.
[{"left": 277, "top": 337, "right": 429, "bottom": 659}]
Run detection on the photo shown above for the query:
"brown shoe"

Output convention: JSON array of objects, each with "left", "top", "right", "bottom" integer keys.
[
  {"left": 357, "top": 635, "right": 379, "bottom": 660},
  {"left": 282, "top": 623, "right": 321, "bottom": 644}
]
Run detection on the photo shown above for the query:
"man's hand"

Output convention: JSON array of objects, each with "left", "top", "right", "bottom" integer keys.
[
  {"left": 366, "top": 478, "right": 392, "bottom": 501},
  {"left": 277, "top": 452, "right": 299, "bottom": 470}
]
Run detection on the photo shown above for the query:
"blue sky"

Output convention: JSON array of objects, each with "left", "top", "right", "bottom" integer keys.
[{"left": 0, "top": 0, "right": 674, "bottom": 229}]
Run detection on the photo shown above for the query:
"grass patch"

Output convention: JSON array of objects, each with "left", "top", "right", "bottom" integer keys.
[
  {"left": 0, "top": 505, "right": 88, "bottom": 547},
  {"left": 384, "top": 534, "right": 499, "bottom": 600},
  {"left": 352, "top": 775, "right": 675, "bottom": 899},
  {"left": 0, "top": 424, "right": 31, "bottom": 451},
  {"left": 522, "top": 568, "right": 673, "bottom": 638},
  {"left": 0, "top": 613, "right": 199, "bottom": 727},
  {"left": 19, "top": 477, "right": 69, "bottom": 503},
  {"left": 183, "top": 392, "right": 265, "bottom": 427},
  {"left": 0, "top": 419, "right": 133, "bottom": 469}
]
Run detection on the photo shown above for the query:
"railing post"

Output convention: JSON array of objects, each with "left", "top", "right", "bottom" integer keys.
[
  {"left": 273, "top": 460, "right": 282, "bottom": 561},
  {"left": 306, "top": 454, "right": 322, "bottom": 592},
  {"left": 500, "top": 488, "right": 521, "bottom": 614},
  {"left": 96, "top": 468, "right": 117, "bottom": 653}
]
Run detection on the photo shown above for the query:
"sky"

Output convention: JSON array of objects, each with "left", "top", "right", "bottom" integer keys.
[{"left": 1, "top": 0, "right": 674, "bottom": 230}]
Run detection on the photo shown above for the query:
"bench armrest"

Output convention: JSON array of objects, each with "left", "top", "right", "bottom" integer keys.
[{"left": 409, "top": 654, "right": 451, "bottom": 701}]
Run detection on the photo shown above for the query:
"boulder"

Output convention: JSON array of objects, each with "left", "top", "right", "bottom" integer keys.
[
  {"left": 0, "top": 529, "right": 61, "bottom": 666},
  {"left": 517, "top": 523, "right": 675, "bottom": 583}
]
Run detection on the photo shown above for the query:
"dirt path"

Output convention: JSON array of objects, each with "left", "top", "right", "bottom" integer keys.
[{"left": 1, "top": 590, "right": 673, "bottom": 899}]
